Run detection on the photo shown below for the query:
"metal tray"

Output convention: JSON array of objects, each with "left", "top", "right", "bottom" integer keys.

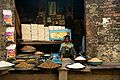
[
  {"left": 0, "top": 66, "right": 12, "bottom": 70},
  {"left": 15, "top": 67, "right": 34, "bottom": 70},
  {"left": 21, "top": 50, "right": 36, "bottom": 53},
  {"left": 37, "top": 66, "right": 61, "bottom": 70},
  {"left": 15, "top": 65, "right": 35, "bottom": 70}
]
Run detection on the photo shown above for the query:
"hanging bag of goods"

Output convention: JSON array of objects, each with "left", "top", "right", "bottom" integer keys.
[
  {"left": 6, "top": 44, "right": 16, "bottom": 61},
  {"left": 5, "top": 27, "right": 15, "bottom": 42},
  {"left": 3, "top": 10, "right": 12, "bottom": 26}
]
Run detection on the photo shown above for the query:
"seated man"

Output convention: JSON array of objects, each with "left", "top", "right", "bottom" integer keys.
[{"left": 59, "top": 35, "right": 77, "bottom": 59}]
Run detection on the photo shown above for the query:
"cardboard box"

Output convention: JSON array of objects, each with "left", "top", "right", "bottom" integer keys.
[{"left": 21, "top": 24, "right": 31, "bottom": 40}]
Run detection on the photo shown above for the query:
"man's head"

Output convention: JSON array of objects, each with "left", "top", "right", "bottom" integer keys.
[{"left": 64, "top": 35, "right": 70, "bottom": 43}]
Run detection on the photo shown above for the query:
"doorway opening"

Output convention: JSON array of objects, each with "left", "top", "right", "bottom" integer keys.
[{"left": 15, "top": 0, "right": 85, "bottom": 54}]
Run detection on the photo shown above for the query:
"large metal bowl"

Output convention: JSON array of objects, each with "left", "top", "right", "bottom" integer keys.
[
  {"left": 0, "top": 66, "right": 13, "bottom": 70},
  {"left": 74, "top": 60, "right": 87, "bottom": 63},
  {"left": 88, "top": 61, "right": 103, "bottom": 66}
]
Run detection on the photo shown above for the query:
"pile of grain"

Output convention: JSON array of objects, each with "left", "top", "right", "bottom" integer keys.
[
  {"left": 38, "top": 60, "right": 61, "bottom": 69},
  {"left": 21, "top": 45, "right": 36, "bottom": 50},
  {"left": 15, "top": 62, "right": 34, "bottom": 68}
]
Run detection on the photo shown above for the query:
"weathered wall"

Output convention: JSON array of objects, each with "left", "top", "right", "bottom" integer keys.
[
  {"left": 86, "top": 0, "right": 120, "bottom": 62},
  {"left": 0, "top": 0, "right": 15, "bottom": 59},
  {"left": 0, "top": 70, "right": 58, "bottom": 80},
  {"left": 68, "top": 69, "right": 120, "bottom": 80},
  {"left": 0, "top": 69, "right": 120, "bottom": 80}
]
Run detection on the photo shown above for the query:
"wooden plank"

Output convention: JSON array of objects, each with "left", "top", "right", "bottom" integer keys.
[
  {"left": 59, "top": 70, "right": 68, "bottom": 80},
  {"left": 17, "top": 39, "right": 63, "bottom": 45}
]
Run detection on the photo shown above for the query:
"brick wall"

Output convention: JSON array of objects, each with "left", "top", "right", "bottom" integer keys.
[{"left": 86, "top": 0, "right": 120, "bottom": 62}]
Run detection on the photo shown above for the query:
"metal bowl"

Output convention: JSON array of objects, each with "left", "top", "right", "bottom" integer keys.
[
  {"left": 0, "top": 66, "right": 13, "bottom": 70},
  {"left": 74, "top": 60, "right": 87, "bottom": 63},
  {"left": 88, "top": 61, "right": 103, "bottom": 66}
]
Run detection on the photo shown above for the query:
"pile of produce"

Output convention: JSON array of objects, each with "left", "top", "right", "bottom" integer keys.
[
  {"left": 0, "top": 61, "right": 14, "bottom": 67},
  {"left": 88, "top": 57, "right": 103, "bottom": 66},
  {"left": 66, "top": 63, "right": 85, "bottom": 69},
  {"left": 21, "top": 45, "right": 36, "bottom": 51},
  {"left": 15, "top": 62, "right": 34, "bottom": 68},
  {"left": 37, "top": 60, "right": 61, "bottom": 69},
  {"left": 0, "top": 61, "right": 14, "bottom": 70},
  {"left": 26, "top": 59, "right": 36, "bottom": 64},
  {"left": 88, "top": 57, "right": 102, "bottom": 62},
  {"left": 75, "top": 56, "right": 86, "bottom": 60},
  {"left": 15, "top": 59, "right": 26, "bottom": 63},
  {"left": 34, "top": 51, "right": 44, "bottom": 55}
]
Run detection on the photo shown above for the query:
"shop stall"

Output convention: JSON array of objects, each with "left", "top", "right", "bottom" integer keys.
[{"left": 0, "top": 0, "right": 120, "bottom": 80}]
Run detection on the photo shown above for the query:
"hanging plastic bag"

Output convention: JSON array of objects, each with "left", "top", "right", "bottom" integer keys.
[
  {"left": 5, "top": 27, "right": 15, "bottom": 42},
  {"left": 3, "top": 10, "right": 12, "bottom": 26},
  {"left": 6, "top": 44, "right": 16, "bottom": 62}
]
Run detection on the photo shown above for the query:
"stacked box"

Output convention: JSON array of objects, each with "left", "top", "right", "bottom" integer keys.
[
  {"left": 57, "top": 26, "right": 62, "bottom": 30},
  {"left": 31, "top": 24, "right": 38, "bottom": 40},
  {"left": 53, "top": 26, "right": 59, "bottom": 30},
  {"left": 49, "top": 26, "right": 65, "bottom": 30},
  {"left": 21, "top": 24, "right": 31, "bottom": 40},
  {"left": 61, "top": 26, "right": 65, "bottom": 30},
  {"left": 48, "top": 26, "right": 54, "bottom": 30},
  {"left": 44, "top": 27, "right": 49, "bottom": 41},
  {"left": 38, "top": 24, "right": 45, "bottom": 41}
]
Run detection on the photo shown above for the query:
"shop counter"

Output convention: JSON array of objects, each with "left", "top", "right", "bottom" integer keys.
[
  {"left": 58, "top": 58, "right": 91, "bottom": 80},
  {"left": 0, "top": 59, "right": 120, "bottom": 80}
]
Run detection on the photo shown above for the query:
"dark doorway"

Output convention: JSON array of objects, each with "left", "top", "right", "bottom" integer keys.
[{"left": 15, "top": 0, "right": 85, "bottom": 54}]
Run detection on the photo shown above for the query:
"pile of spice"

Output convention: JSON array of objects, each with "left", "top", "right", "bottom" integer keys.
[
  {"left": 21, "top": 45, "right": 36, "bottom": 51},
  {"left": 15, "top": 62, "right": 34, "bottom": 68},
  {"left": 38, "top": 60, "right": 61, "bottom": 69}
]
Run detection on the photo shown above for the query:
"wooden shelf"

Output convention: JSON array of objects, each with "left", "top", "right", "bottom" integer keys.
[{"left": 17, "top": 39, "right": 63, "bottom": 45}]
